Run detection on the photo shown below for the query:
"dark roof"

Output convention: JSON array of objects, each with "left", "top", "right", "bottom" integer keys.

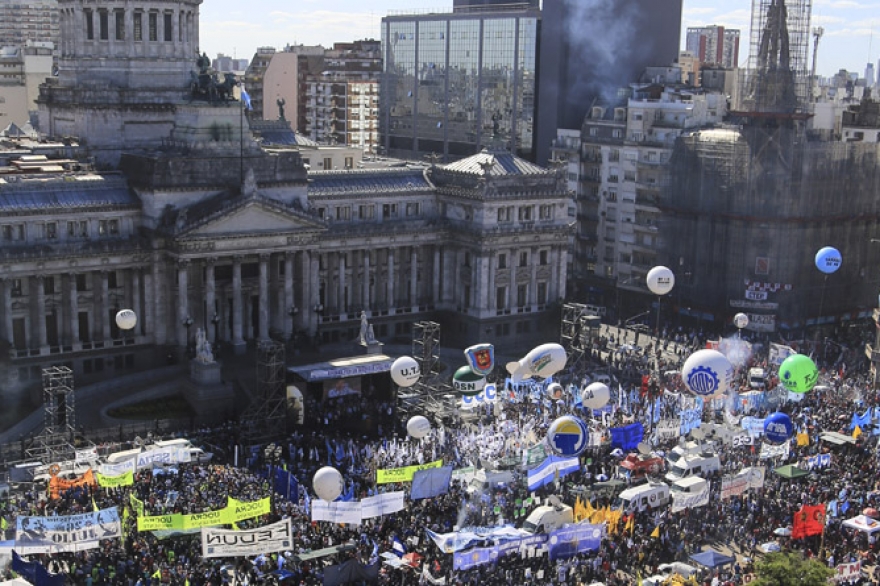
[
  {"left": 0, "top": 179, "right": 139, "bottom": 213},
  {"left": 441, "top": 149, "right": 546, "bottom": 176},
  {"left": 308, "top": 169, "right": 432, "bottom": 196},
  {"left": 259, "top": 128, "right": 319, "bottom": 147}
]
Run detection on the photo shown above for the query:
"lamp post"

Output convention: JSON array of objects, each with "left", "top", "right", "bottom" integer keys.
[
  {"left": 183, "top": 315, "right": 193, "bottom": 357},
  {"left": 264, "top": 442, "right": 282, "bottom": 510},
  {"left": 288, "top": 306, "right": 299, "bottom": 338}
]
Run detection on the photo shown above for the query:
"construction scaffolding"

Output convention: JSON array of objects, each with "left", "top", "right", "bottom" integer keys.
[
  {"left": 397, "top": 321, "right": 455, "bottom": 424},
  {"left": 27, "top": 366, "right": 79, "bottom": 462},
  {"left": 560, "top": 303, "right": 601, "bottom": 375},
  {"left": 241, "top": 340, "right": 288, "bottom": 438}
]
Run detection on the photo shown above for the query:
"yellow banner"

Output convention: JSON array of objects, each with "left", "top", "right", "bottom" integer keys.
[
  {"left": 376, "top": 460, "right": 443, "bottom": 484},
  {"left": 130, "top": 494, "right": 145, "bottom": 517},
  {"left": 96, "top": 470, "right": 134, "bottom": 488},
  {"left": 136, "top": 497, "right": 272, "bottom": 532}
]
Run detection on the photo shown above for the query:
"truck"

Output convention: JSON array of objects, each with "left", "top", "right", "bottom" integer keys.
[
  {"left": 618, "top": 453, "right": 665, "bottom": 479},
  {"left": 614, "top": 481, "right": 670, "bottom": 513},
  {"left": 522, "top": 496, "right": 574, "bottom": 534},
  {"left": 748, "top": 367, "right": 767, "bottom": 389},
  {"left": 665, "top": 454, "right": 721, "bottom": 483},
  {"left": 670, "top": 477, "right": 708, "bottom": 495}
]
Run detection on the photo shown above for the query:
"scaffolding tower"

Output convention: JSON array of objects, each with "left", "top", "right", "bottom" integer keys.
[
  {"left": 560, "top": 303, "right": 601, "bottom": 376},
  {"left": 397, "top": 321, "right": 454, "bottom": 423},
  {"left": 242, "top": 340, "right": 288, "bottom": 438},
  {"left": 27, "top": 366, "right": 79, "bottom": 462}
]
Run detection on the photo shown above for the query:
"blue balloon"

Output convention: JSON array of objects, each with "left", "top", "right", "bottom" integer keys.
[
  {"left": 763, "top": 412, "right": 793, "bottom": 445},
  {"left": 815, "top": 246, "right": 841, "bottom": 274}
]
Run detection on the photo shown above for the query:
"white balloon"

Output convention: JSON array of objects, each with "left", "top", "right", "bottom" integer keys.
[
  {"left": 507, "top": 343, "right": 567, "bottom": 381},
  {"left": 391, "top": 356, "right": 420, "bottom": 387},
  {"left": 733, "top": 312, "right": 749, "bottom": 329},
  {"left": 581, "top": 382, "right": 611, "bottom": 409},
  {"left": 406, "top": 415, "right": 432, "bottom": 439},
  {"left": 646, "top": 266, "right": 675, "bottom": 296},
  {"left": 546, "top": 382, "right": 564, "bottom": 399},
  {"left": 115, "top": 309, "right": 138, "bottom": 331},
  {"left": 681, "top": 349, "right": 734, "bottom": 398},
  {"left": 313, "top": 466, "right": 344, "bottom": 502}
]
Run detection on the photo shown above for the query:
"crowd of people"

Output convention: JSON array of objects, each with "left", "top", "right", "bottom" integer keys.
[{"left": 1, "top": 319, "right": 879, "bottom": 585}]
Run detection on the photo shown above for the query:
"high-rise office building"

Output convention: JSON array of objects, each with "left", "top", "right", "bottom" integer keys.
[
  {"left": 685, "top": 26, "right": 740, "bottom": 69},
  {"left": 535, "top": 0, "right": 683, "bottom": 165},
  {"left": 381, "top": 2, "right": 540, "bottom": 160}
]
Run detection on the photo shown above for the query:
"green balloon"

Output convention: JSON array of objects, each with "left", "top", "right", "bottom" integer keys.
[
  {"left": 453, "top": 365, "right": 485, "bottom": 396},
  {"left": 778, "top": 353, "right": 818, "bottom": 393}
]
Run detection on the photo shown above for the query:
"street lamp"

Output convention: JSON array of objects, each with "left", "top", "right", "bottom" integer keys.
[
  {"left": 264, "top": 442, "right": 283, "bottom": 510},
  {"left": 183, "top": 316, "right": 193, "bottom": 356},
  {"left": 211, "top": 312, "right": 220, "bottom": 346}
]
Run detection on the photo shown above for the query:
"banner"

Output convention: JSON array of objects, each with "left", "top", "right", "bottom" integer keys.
[
  {"left": 201, "top": 519, "right": 292, "bottom": 558},
  {"left": 522, "top": 443, "right": 548, "bottom": 468},
  {"left": 75, "top": 447, "right": 99, "bottom": 463},
  {"left": 759, "top": 441, "right": 789, "bottom": 460},
  {"left": 527, "top": 455, "right": 580, "bottom": 491},
  {"left": 609, "top": 423, "right": 644, "bottom": 451},
  {"left": 741, "top": 417, "right": 766, "bottom": 437},
  {"left": 805, "top": 454, "right": 831, "bottom": 470},
  {"left": 679, "top": 409, "right": 702, "bottom": 435},
  {"left": 100, "top": 459, "right": 137, "bottom": 477},
  {"left": 49, "top": 469, "right": 97, "bottom": 499},
  {"left": 547, "top": 523, "right": 603, "bottom": 561},
  {"left": 376, "top": 460, "right": 443, "bottom": 484},
  {"left": 656, "top": 419, "right": 680, "bottom": 442},
  {"left": 361, "top": 491, "right": 405, "bottom": 519},
  {"left": 833, "top": 561, "right": 861, "bottom": 583},
  {"left": 130, "top": 494, "right": 145, "bottom": 517},
  {"left": 133, "top": 447, "right": 191, "bottom": 469},
  {"left": 96, "top": 470, "right": 134, "bottom": 488},
  {"left": 16, "top": 507, "right": 122, "bottom": 554},
  {"left": 426, "top": 526, "right": 539, "bottom": 554},
  {"left": 671, "top": 487, "right": 710, "bottom": 512},
  {"left": 731, "top": 431, "right": 754, "bottom": 448},
  {"left": 410, "top": 467, "right": 453, "bottom": 500},
  {"left": 311, "top": 500, "right": 363, "bottom": 525},
  {"left": 137, "top": 497, "right": 270, "bottom": 532},
  {"left": 227, "top": 497, "right": 272, "bottom": 523},
  {"left": 11, "top": 551, "right": 65, "bottom": 586},
  {"left": 721, "top": 467, "right": 765, "bottom": 499},
  {"left": 769, "top": 343, "right": 795, "bottom": 365},
  {"left": 792, "top": 504, "right": 825, "bottom": 539},
  {"left": 453, "top": 546, "right": 496, "bottom": 571}
]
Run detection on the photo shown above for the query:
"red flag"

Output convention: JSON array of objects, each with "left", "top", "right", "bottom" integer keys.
[
  {"left": 804, "top": 504, "right": 826, "bottom": 537},
  {"left": 792, "top": 506, "right": 809, "bottom": 539}
]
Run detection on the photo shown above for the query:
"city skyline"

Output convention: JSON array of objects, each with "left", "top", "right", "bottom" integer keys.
[{"left": 197, "top": 0, "right": 878, "bottom": 79}]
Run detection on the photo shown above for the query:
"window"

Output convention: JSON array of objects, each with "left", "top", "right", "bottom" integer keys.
[
  {"left": 76, "top": 274, "right": 88, "bottom": 291},
  {"left": 496, "top": 287, "right": 506, "bottom": 309},
  {"left": 589, "top": 127, "right": 598, "bottom": 137},
  {"left": 133, "top": 12, "right": 142, "bottom": 40},
  {"left": 344, "top": 156, "right": 353, "bottom": 169},
  {"left": 108, "top": 271, "right": 119, "bottom": 289},
  {"left": 463, "top": 205, "right": 473, "bottom": 221},
  {"left": 163, "top": 12, "right": 172, "bottom": 41},
  {"left": 519, "top": 251, "right": 528, "bottom": 267},
  {"left": 109, "top": 219, "right": 119, "bottom": 235},
  {"left": 540, "top": 250, "right": 548, "bottom": 265},
  {"left": 99, "top": 10, "right": 108, "bottom": 40},
  {"left": 517, "top": 284, "right": 527, "bottom": 307},
  {"left": 84, "top": 9, "right": 94, "bottom": 40},
  {"left": 358, "top": 205, "right": 375, "bottom": 220},
  {"left": 45, "top": 222, "right": 57, "bottom": 239},
  {"left": 115, "top": 10, "right": 124, "bottom": 40},
  {"left": 11, "top": 278, "right": 23, "bottom": 297},
  {"left": 464, "top": 252, "right": 471, "bottom": 267},
  {"left": 44, "top": 276, "right": 55, "bottom": 295},
  {"left": 518, "top": 206, "right": 532, "bottom": 222},
  {"left": 612, "top": 129, "right": 623, "bottom": 139},
  {"left": 68, "top": 220, "right": 88, "bottom": 237},
  {"left": 382, "top": 203, "right": 397, "bottom": 218},
  {"left": 497, "top": 206, "right": 513, "bottom": 222},
  {"left": 99, "top": 220, "right": 107, "bottom": 235},
  {"left": 539, "top": 204, "right": 553, "bottom": 220},
  {"left": 317, "top": 208, "right": 325, "bottom": 219},
  {"left": 148, "top": 12, "right": 157, "bottom": 41},
  {"left": 2, "top": 225, "right": 11, "bottom": 240},
  {"left": 537, "top": 282, "right": 547, "bottom": 304},
  {"left": 336, "top": 206, "right": 350, "bottom": 221},
  {"left": 323, "top": 157, "right": 332, "bottom": 169},
  {"left": 406, "top": 202, "right": 420, "bottom": 217}
]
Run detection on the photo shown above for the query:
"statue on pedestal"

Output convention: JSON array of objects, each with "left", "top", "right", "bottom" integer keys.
[{"left": 194, "top": 327, "right": 215, "bottom": 364}]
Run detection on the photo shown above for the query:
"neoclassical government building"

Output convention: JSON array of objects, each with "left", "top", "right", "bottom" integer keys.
[{"left": 0, "top": 0, "right": 572, "bottom": 389}]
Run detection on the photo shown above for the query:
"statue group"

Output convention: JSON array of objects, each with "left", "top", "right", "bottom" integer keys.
[{"left": 189, "top": 52, "right": 239, "bottom": 103}]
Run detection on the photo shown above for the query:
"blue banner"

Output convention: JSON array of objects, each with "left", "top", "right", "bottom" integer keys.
[
  {"left": 680, "top": 408, "right": 702, "bottom": 435},
  {"left": 272, "top": 468, "right": 299, "bottom": 504},
  {"left": 850, "top": 409, "right": 872, "bottom": 430},
  {"left": 527, "top": 455, "right": 580, "bottom": 491},
  {"left": 609, "top": 423, "right": 644, "bottom": 451},
  {"left": 453, "top": 546, "right": 497, "bottom": 571},
  {"left": 410, "top": 466, "right": 453, "bottom": 500},
  {"left": 547, "top": 523, "right": 604, "bottom": 561}
]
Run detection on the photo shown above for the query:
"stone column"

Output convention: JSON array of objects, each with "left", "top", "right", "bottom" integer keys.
[
  {"left": 177, "top": 261, "right": 189, "bottom": 347},
  {"left": 362, "top": 250, "right": 370, "bottom": 312},
  {"left": 35, "top": 275, "right": 47, "bottom": 349},
  {"left": 487, "top": 253, "right": 496, "bottom": 312},
  {"left": 530, "top": 248, "right": 539, "bottom": 305},
  {"left": 100, "top": 270, "right": 111, "bottom": 341},
  {"left": 387, "top": 248, "right": 396, "bottom": 313},
  {"left": 509, "top": 248, "right": 517, "bottom": 309},
  {"left": 284, "top": 252, "right": 295, "bottom": 338},
  {"left": 309, "top": 252, "right": 320, "bottom": 336},
  {"left": 549, "top": 247, "right": 559, "bottom": 303},
  {"left": 131, "top": 268, "right": 142, "bottom": 336},
  {"left": 151, "top": 254, "right": 166, "bottom": 344},
  {"left": 232, "top": 256, "right": 244, "bottom": 350},
  {"left": 259, "top": 254, "right": 270, "bottom": 341},
  {"left": 433, "top": 246, "right": 441, "bottom": 304},
  {"left": 558, "top": 248, "right": 568, "bottom": 301},
  {"left": 338, "top": 252, "right": 346, "bottom": 315},
  {"left": 67, "top": 273, "right": 79, "bottom": 345},
  {"left": 409, "top": 247, "right": 418, "bottom": 306},
  {"left": 1, "top": 279, "right": 12, "bottom": 346},
  {"left": 205, "top": 259, "right": 216, "bottom": 342},
  {"left": 143, "top": 266, "right": 154, "bottom": 338}
]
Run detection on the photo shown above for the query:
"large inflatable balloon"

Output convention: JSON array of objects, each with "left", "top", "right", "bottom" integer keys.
[
  {"left": 460, "top": 382, "right": 499, "bottom": 410},
  {"left": 453, "top": 365, "right": 486, "bottom": 396},
  {"left": 464, "top": 343, "right": 495, "bottom": 376},
  {"left": 815, "top": 246, "right": 842, "bottom": 275},
  {"left": 546, "top": 382, "right": 564, "bottom": 400},
  {"left": 733, "top": 313, "right": 749, "bottom": 329},
  {"left": 115, "top": 309, "right": 138, "bottom": 331},
  {"left": 646, "top": 266, "right": 675, "bottom": 296},
  {"left": 406, "top": 415, "right": 432, "bottom": 439},
  {"left": 763, "top": 412, "right": 793, "bottom": 444},
  {"left": 581, "top": 382, "right": 611, "bottom": 409},
  {"left": 313, "top": 466, "right": 344, "bottom": 501},
  {"left": 391, "top": 356, "right": 420, "bottom": 387},
  {"left": 506, "top": 343, "right": 567, "bottom": 382},
  {"left": 779, "top": 354, "right": 819, "bottom": 394},
  {"left": 681, "top": 349, "right": 734, "bottom": 398},
  {"left": 547, "top": 415, "right": 589, "bottom": 457}
]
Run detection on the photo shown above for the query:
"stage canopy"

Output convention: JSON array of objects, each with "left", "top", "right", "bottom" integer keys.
[{"left": 288, "top": 354, "right": 395, "bottom": 382}]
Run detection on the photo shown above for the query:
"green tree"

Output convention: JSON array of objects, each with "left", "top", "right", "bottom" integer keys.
[{"left": 752, "top": 551, "right": 835, "bottom": 586}]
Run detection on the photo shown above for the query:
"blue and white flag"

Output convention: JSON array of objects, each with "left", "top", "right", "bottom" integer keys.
[
  {"left": 240, "top": 87, "right": 252, "bottom": 110},
  {"left": 527, "top": 455, "right": 580, "bottom": 491},
  {"left": 392, "top": 536, "right": 406, "bottom": 557}
]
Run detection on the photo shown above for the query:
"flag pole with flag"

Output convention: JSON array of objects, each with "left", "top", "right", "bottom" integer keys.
[{"left": 239, "top": 84, "right": 252, "bottom": 189}]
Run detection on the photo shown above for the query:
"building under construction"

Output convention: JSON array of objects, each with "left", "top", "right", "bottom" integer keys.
[{"left": 661, "top": 0, "right": 880, "bottom": 333}]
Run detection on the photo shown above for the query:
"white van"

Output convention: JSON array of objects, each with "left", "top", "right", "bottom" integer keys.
[
  {"left": 666, "top": 441, "right": 703, "bottom": 465},
  {"left": 467, "top": 469, "right": 514, "bottom": 494},
  {"left": 670, "top": 477, "right": 708, "bottom": 495},
  {"left": 614, "top": 481, "right": 670, "bottom": 513},
  {"left": 665, "top": 454, "right": 721, "bottom": 483},
  {"left": 749, "top": 368, "right": 767, "bottom": 389},
  {"left": 522, "top": 503, "right": 573, "bottom": 534}
]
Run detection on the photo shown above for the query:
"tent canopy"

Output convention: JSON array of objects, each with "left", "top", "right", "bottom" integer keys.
[
  {"left": 842, "top": 515, "right": 880, "bottom": 535},
  {"left": 690, "top": 548, "right": 735, "bottom": 568},
  {"left": 820, "top": 432, "right": 857, "bottom": 446},
  {"left": 772, "top": 464, "right": 810, "bottom": 479}
]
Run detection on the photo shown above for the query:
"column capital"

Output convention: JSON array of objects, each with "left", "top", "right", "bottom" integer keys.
[
  {"left": 233, "top": 254, "right": 244, "bottom": 263},
  {"left": 259, "top": 253, "right": 271, "bottom": 262},
  {"left": 177, "top": 259, "right": 190, "bottom": 269},
  {"left": 204, "top": 257, "right": 217, "bottom": 267}
]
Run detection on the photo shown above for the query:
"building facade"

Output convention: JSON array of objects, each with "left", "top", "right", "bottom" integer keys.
[
  {"left": 380, "top": 3, "right": 539, "bottom": 161},
  {"left": 0, "top": 0, "right": 60, "bottom": 57},
  {"left": 0, "top": 44, "right": 54, "bottom": 130},
  {"left": 685, "top": 26, "right": 740, "bottom": 69}
]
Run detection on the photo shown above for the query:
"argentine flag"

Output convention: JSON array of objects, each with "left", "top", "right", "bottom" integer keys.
[
  {"left": 240, "top": 87, "right": 252, "bottom": 110},
  {"left": 392, "top": 536, "right": 407, "bottom": 557}
]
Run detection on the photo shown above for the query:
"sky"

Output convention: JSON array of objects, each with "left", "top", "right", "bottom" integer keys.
[{"left": 198, "top": 0, "right": 878, "bottom": 80}]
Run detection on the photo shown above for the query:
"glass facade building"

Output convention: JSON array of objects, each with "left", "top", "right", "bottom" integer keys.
[{"left": 381, "top": 4, "right": 539, "bottom": 161}]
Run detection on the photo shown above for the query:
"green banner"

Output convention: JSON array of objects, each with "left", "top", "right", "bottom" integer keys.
[
  {"left": 376, "top": 460, "right": 443, "bottom": 484},
  {"left": 136, "top": 497, "right": 272, "bottom": 532},
  {"left": 96, "top": 470, "right": 134, "bottom": 488},
  {"left": 523, "top": 443, "right": 547, "bottom": 467},
  {"left": 130, "top": 494, "right": 145, "bottom": 517}
]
